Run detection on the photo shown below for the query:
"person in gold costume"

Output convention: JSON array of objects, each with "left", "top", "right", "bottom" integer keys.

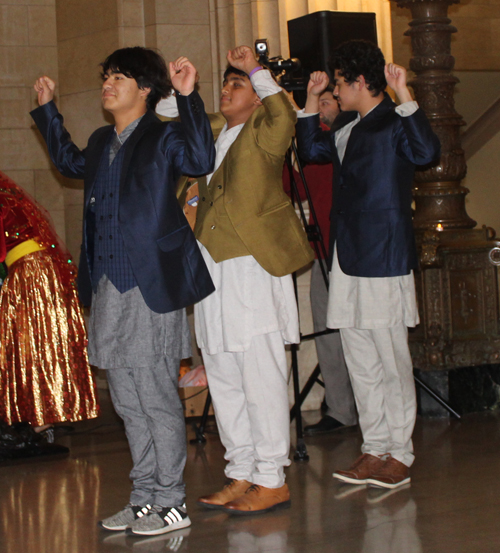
[{"left": 0, "top": 171, "right": 99, "bottom": 429}]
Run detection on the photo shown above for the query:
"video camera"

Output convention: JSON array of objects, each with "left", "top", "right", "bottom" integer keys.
[{"left": 254, "top": 39, "right": 306, "bottom": 93}]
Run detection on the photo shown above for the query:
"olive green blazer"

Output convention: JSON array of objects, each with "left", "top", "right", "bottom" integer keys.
[{"left": 178, "top": 91, "right": 314, "bottom": 277}]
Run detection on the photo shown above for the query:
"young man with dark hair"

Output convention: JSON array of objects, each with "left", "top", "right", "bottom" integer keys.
[
  {"left": 158, "top": 45, "right": 313, "bottom": 514},
  {"left": 31, "top": 46, "right": 215, "bottom": 535},
  {"left": 296, "top": 40, "right": 440, "bottom": 489}
]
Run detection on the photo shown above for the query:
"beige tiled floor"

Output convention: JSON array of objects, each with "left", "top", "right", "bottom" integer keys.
[{"left": 1, "top": 393, "right": 500, "bottom": 553}]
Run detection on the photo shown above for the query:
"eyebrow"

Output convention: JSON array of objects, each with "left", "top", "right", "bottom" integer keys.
[{"left": 224, "top": 75, "right": 247, "bottom": 84}]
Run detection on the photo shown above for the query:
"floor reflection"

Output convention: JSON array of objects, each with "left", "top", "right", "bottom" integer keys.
[
  {"left": 3, "top": 401, "right": 500, "bottom": 553},
  {"left": 1, "top": 458, "right": 101, "bottom": 553}
]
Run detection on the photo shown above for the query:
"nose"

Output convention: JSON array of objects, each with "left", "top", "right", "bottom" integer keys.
[
  {"left": 333, "top": 85, "right": 339, "bottom": 98},
  {"left": 102, "top": 77, "right": 113, "bottom": 89}
]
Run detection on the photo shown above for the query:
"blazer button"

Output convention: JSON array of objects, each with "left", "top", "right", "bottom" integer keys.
[
  {"left": 337, "top": 209, "right": 344, "bottom": 214},
  {"left": 211, "top": 225, "right": 216, "bottom": 230},
  {"left": 217, "top": 185, "right": 222, "bottom": 189},
  {"left": 210, "top": 201, "right": 213, "bottom": 206},
  {"left": 202, "top": 197, "right": 205, "bottom": 201}
]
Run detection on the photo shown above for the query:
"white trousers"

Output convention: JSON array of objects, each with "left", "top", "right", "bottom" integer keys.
[
  {"left": 340, "top": 324, "right": 417, "bottom": 467},
  {"left": 202, "top": 331, "right": 291, "bottom": 488}
]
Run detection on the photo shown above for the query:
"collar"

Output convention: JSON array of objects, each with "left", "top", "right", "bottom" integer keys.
[{"left": 114, "top": 114, "right": 145, "bottom": 145}]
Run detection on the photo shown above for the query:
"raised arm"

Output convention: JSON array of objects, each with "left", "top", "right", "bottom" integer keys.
[
  {"left": 385, "top": 64, "right": 441, "bottom": 165},
  {"left": 30, "top": 76, "right": 86, "bottom": 179},
  {"left": 295, "top": 73, "right": 335, "bottom": 164},
  {"left": 228, "top": 45, "right": 296, "bottom": 156},
  {"left": 168, "top": 57, "right": 215, "bottom": 176}
]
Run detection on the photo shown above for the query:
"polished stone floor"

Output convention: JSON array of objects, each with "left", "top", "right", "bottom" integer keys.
[{"left": 2, "top": 393, "right": 500, "bottom": 553}]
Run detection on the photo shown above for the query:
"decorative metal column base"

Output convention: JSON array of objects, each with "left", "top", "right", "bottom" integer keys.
[{"left": 410, "top": 227, "right": 500, "bottom": 371}]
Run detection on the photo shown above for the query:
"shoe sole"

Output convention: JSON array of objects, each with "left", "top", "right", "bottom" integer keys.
[
  {"left": 223, "top": 499, "right": 291, "bottom": 516},
  {"left": 366, "top": 477, "right": 411, "bottom": 489},
  {"left": 196, "top": 500, "right": 227, "bottom": 510},
  {"left": 333, "top": 473, "right": 368, "bottom": 485},
  {"left": 98, "top": 521, "right": 130, "bottom": 531},
  {"left": 126, "top": 516, "right": 191, "bottom": 536}
]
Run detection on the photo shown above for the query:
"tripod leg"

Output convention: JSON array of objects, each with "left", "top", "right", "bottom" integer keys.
[
  {"left": 290, "top": 364, "right": 323, "bottom": 422},
  {"left": 414, "top": 375, "right": 461, "bottom": 419},
  {"left": 190, "top": 390, "right": 213, "bottom": 444},
  {"left": 290, "top": 343, "right": 309, "bottom": 461}
]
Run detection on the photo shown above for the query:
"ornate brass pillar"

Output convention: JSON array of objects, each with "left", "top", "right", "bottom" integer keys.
[{"left": 392, "top": 0, "right": 500, "bottom": 370}]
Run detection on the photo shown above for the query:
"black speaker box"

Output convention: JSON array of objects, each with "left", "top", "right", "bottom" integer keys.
[{"left": 288, "top": 10, "right": 378, "bottom": 79}]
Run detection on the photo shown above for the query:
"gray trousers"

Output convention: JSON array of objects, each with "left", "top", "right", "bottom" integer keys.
[
  {"left": 106, "top": 358, "right": 186, "bottom": 507},
  {"left": 311, "top": 260, "right": 357, "bottom": 426}
]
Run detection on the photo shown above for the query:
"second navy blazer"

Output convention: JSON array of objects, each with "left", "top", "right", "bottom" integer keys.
[{"left": 296, "top": 95, "right": 441, "bottom": 278}]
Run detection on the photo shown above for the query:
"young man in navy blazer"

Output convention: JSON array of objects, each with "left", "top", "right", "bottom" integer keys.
[
  {"left": 31, "top": 47, "right": 215, "bottom": 535},
  {"left": 296, "top": 40, "right": 440, "bottom": 489}
]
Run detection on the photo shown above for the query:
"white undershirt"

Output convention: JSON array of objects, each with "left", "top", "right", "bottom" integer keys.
[{"left": 160, "top": 70, "right": 299, "bottom": 353}]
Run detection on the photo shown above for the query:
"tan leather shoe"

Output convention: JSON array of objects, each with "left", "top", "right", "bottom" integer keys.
[
  {"left": 197, "top": 479, "right": 251, "bottom": 509},
  {"left": 223, "top": 483, "right": 290, "bottom": 515},
  {"left": 333, "top": 453, "right": 386, "bottom": 485},
  {"left": 367, "top": 457, "right": 411, "bottom": 489}
]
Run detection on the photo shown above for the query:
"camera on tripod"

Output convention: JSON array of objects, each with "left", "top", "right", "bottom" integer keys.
[{"left": 254, "top": 39, "right": 306, "bottom": 93}]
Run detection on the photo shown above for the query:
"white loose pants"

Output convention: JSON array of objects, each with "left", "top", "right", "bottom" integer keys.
[
  {"left": 340, "top": 324, "right": 417, "bottom": 467},
  {"left": 202, "top": 331, "right": 291, "bottom": 488}
]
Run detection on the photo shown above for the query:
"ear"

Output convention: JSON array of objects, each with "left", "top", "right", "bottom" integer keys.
[
  {"left": 140, "top": 87, "right": 151, "bottom": 100},
  {"left": 253, "top": 94, "right": 263, "bottom": 107},
  {"left": 356, "top": 75, "right": 367, "bottom": 91}
]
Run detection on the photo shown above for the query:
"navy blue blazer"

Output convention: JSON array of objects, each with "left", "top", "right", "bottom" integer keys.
[
  {"left": 296, "top": 95, "right": 441, "bottom": 278},
  {"left": 31, "top": 92, "right": 216, "bottom": 313}
]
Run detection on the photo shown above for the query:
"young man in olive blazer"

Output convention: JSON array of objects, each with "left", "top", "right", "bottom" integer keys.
[{"left": 159, "top": 45, "right": 313, "bottom": 515}]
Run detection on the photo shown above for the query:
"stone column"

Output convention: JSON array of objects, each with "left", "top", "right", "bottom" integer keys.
[{"left": 393, "top": 0, "right": 475, "bottom": 230}]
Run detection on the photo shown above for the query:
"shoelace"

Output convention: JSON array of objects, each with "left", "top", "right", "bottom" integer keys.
[{"left": 245, "top": 484, "right": 261, "bottom": 494}]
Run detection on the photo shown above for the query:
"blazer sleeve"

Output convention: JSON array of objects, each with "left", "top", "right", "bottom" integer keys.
[
  {"left": 30, "top": 101, "right": 86, "bottom": 179},
  {"left": 174, "top": 90, "right": 215, "bottom": 176},
  {"left": 395, "top": 108, "right": 441, "bottom": 166},
  {"left": 295, "top": 114, "right": 334, "bottom": 165},
  {"left": 254, "top": 91, "right": 297, "bottom": 157}
]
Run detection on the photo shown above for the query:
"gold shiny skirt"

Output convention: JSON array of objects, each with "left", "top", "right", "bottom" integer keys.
[{"left": 0, "top": 251, "right": 99, "bottom": 426}]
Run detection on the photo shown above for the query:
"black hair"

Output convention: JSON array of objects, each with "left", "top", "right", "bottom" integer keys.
[
  {"left": 100, "top": 47, "right": 172, "bottom": 110},
  {"left": 223, "top": 65, "right": 249, "bottom": 81},
  {"left": 330, "top": 40, "right": 387, "bottom": 97}
]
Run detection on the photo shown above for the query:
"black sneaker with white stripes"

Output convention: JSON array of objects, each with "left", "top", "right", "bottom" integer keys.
[
  {"left": 99, "top": 504, "right": 152, "bottom": 531},
  {"left": 126, "top": 504, "right": 191, "bottom": 536}
]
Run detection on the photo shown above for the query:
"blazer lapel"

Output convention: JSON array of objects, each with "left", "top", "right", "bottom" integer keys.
[
  {"left": 120, "top": 110, "right": 158, "bottom": 191},
  {"left": 84, "top": 126, "right": 113, "bottom": 208},
  {"left": 331, "top": 110, "right": 357, "bottom": 170}
]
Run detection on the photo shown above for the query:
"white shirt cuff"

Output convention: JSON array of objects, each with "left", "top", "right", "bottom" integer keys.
[
  {"left": 296, "top": 108, "right": 318, "bottom": 119},
  {"left": 395, "top": 100, "right": 418, "bottom": 117},
  {"left": 250, "top": 69, "right": 282, "bottom": 100}
]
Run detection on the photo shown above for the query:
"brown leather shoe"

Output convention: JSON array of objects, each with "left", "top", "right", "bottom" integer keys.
[
  {"left": 223, "top": 483, "right": 291, "bottom": 515},
  {"left": 367, "top": 457, "right": 411, "bottom": 489},
  {"left": 333, "top": 453, "right": 386, "bottom": 485},
  {"left": 197, "top": 479, "right": 251, "bottom": 509}
]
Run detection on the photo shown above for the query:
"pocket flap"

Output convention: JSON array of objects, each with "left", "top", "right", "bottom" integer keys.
[{"left": 156, "top": 225, "right": 190, "bottom": 252}]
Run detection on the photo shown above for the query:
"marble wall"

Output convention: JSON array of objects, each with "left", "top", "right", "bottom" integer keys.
[{"left": 0, "top": 0, "right": 63, "bottom": 239}]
